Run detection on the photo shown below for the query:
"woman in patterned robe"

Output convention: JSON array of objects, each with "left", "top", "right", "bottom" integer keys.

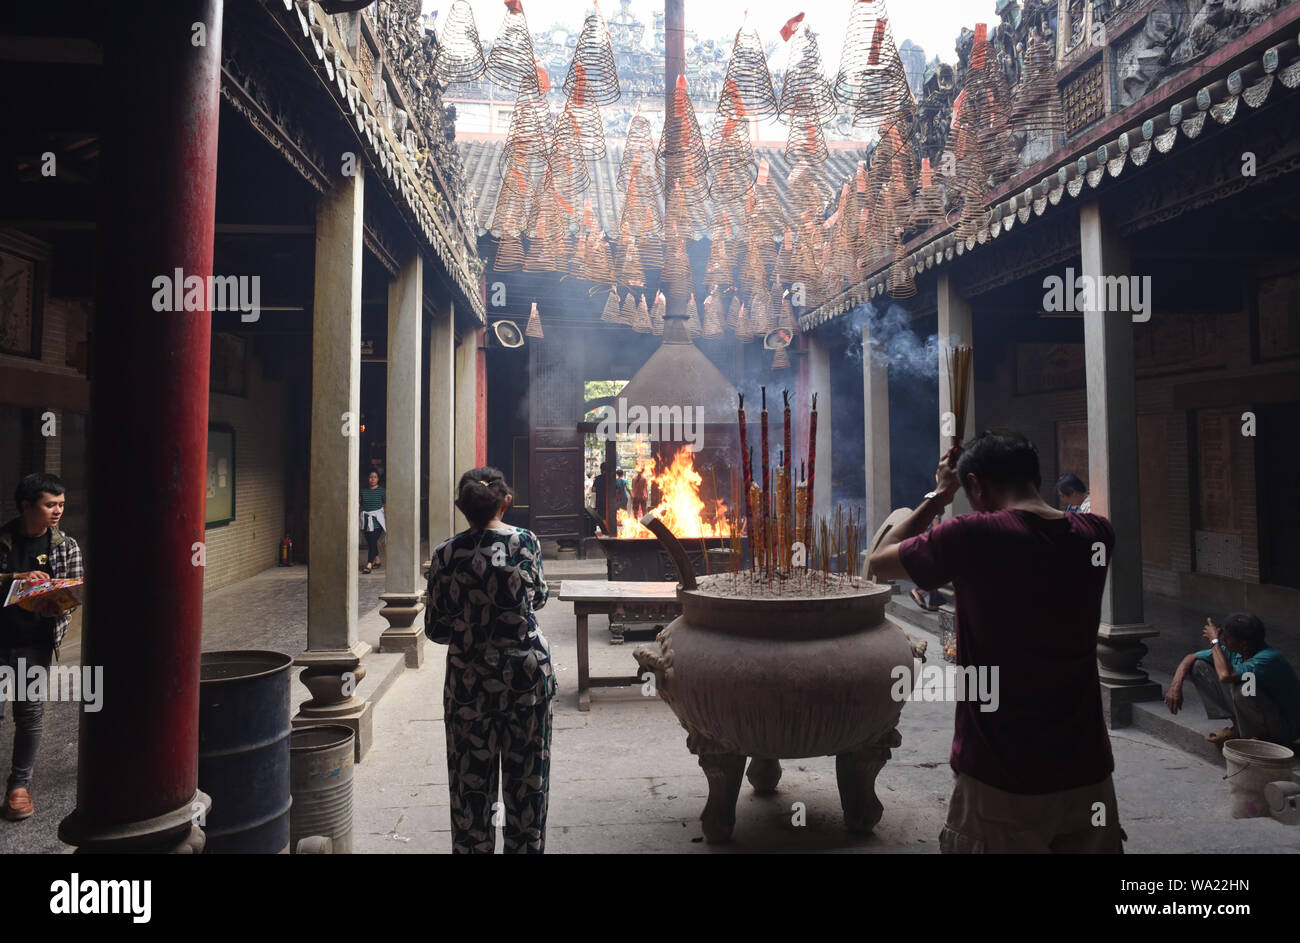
[{"left": 424, "top": 467, "right": 556, "bottom": 853}]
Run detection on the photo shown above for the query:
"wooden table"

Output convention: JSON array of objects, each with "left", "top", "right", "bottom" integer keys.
[{"left": 557, "top": 581, "right": 681, "bottom": 711}]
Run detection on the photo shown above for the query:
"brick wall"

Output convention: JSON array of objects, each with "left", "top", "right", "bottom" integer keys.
[{"left": 203, "top": 352, "right": 288, "bottom": 592}]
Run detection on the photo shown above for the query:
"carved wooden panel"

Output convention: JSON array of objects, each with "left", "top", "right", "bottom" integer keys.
[
  {"left": 1257, "top": 269, "right": 1300, "bottom": 361},
  {"left": 1062, "top": 60, "right": 1105, "bottom": 136},
  {"left": 1196, "top": 407, "right": 1236, "bottom": 534}
]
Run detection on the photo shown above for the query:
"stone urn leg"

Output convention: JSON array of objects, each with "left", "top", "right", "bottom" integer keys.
[
  {"left": 836, "top": 728, "right": 902, "bottom": 834},
  {"left": 746, "top": 756, "right": 783, "bottom": 795},
  {"left": 698, "top": 753, "right": 746, "bottom": 844}
]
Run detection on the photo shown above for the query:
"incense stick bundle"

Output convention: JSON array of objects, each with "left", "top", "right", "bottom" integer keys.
[
  {"left": 795, "top": 481, "right": 808, "bottom": 563},
  {"left": 805, "top": 393, "right": 818, "bottom": 545},
  {"left": 945, "top": 345, "right": 974, "bottom": 448},
  {"left": 782, "top": 390, "right": 792, "bottom": 524},
  {"left": 749, "top": 480, "right": 763, "bottom": 571}
]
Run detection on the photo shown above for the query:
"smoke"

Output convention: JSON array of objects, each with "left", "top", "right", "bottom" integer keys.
[{"left": 840, "top": 302, "right": 940, "bottom": 380}]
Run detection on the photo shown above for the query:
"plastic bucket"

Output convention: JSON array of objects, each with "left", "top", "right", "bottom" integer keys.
[
  {"left": 1222, "top": 739, "right": 1296, "bottom": 819},
  {"left": 290, "top": 724, "right": 355, "bottom": 854},
  {"left": 199, "top": 651, "right": 295, "bottom": 853}
]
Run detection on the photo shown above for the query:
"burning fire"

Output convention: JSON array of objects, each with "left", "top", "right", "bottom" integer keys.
[{"left": 616, "top": 447, "right": 733, "bottom": 539}]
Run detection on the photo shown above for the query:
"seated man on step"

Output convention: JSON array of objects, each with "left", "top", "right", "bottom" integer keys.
[{"left": 1165, "top": 612, "right": 1300, "bottom": 748}]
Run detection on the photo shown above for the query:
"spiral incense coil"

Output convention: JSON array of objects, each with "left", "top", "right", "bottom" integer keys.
[
  {"left": 558, "top": 98, "right": 606, "bottom": 161},
  {"left": 488, "top": 157, "right": 532, "bottom": 235},
  {"left": 525, "top": 301, "right": 544, "bottom": 339},
  {"left": 620, "top": 290, "right": 637, "bottom": 326},
  {"left": 703, "top": 286, "right": 725, "bottom": 335},
  {"left": 726, "top": 293, "right": 743, "bottom": 331},
  {"left": 749, "top": 290, "right": 774, "bottom": 336},
  {"left": 546, "top": 125, "right": 592, "bottom": 203},
  {"left": 887, "top": 245, "right": 916, "bottom": 299},
  {"left": 772, "top": 345, "right": 790, "bottom": 369},
  {"left": 777, "top": 291, "right": 797, "bottom": 332},
  {"left": 733, "top": 302, "right": 754, "bottom": 341},
  {"left": 485, "top": 0, "right": 538, "bottom": 93},
  {"left": 650, "top": 291, "right": 666, "bottom": 334},
  {"left": 910, "top": 157, "right": 943, "bottom": 229},
  {"left": 774, "top": 229, "right": 795, "bottom": 282},
  {"left": 719, "top": 25, "right": 778, "bottom": 119},
  {"left": 522, "top": 201, "right": 566, "bottom": 274},
  {"left": 633, "top": 293, "right": 652, "bottom": 333},
  {"left": 617, "top": 236, "right": 645, "bottom": 288},
  {"left": 500, "top": 88, "right": 552, "bottom": 181},
  {"left": 581, "top": 233, "right": 616, "bottom": 284},
  {"left": 618, "top": 115, "right": 661, "bottom": 193},
  {"left": 661, "top": 237, "right": 694, "bottom": 303},
  {"left": 834, "top": 0, "right": 913, "bottom": 129},
  {"left": 563, "top": 12, "right": 620, "bottom": 106},
  {"left": 601, "top": 287, "right": 621, "bottom": 322},
  {"left": 704, "top": 227, "right": 734, "bottom": 282},
  {"left": 433, "top": 0, "right": 486, "bottom": 83},
  {"left": 778, "top": 24, "right": 838, "bottom": 125},
  {"left": 567, "top": 230, "right": 585, "bottom": 277},
  {"left": 785, "top": 107, "right": 829, "bottom": 164},
  {"left": 964, "top": 32, "right": 1017, "bottom": 188},
  {"left": 1011, "top": 30, "right": 1063, "bottom": 142},
  {"left": 493, "top": 232, "right": 524, "bottom": 271},
  {"left": 657, "top": 76, "right": 710, "bottom": 192},
  {"left": 948, "top": 97, "right": 991, "bottom": 241},
  {"left": 685, "top": 294, "right": 702, "bottom": 338}
]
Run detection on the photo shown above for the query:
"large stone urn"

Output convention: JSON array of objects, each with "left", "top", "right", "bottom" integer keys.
[{"left": 635, "top": 574, "right": 915, "bottom": 843}]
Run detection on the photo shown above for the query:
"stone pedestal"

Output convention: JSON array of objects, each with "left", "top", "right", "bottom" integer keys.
[
  {"left": 379, "top": 592, "right": 426, "bottom": 668},
  {"left": 1097, "top": 621, "right": 1162, "bottom": 728},
  {"left": 293, "top": 643, "right": 373, "bottom": 762},
  {"left": 60, "top": 791, "right": 211, "bottom": 854}
]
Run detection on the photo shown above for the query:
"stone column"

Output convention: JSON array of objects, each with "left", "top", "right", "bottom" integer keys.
[
  {"left": 805, "top": 331, "right": 833, "bottom": 527},
  {"left": 428, "top": 301, "right": 456, "bottom": 548},
  {"left": 1080, "top": 201, "right": 1160, "bottom": 726},
  {"left": 453, "top": 328, "right": 479, "bottom": 529},
  {"left": 862, "top": 321, "right": 891, "bottom": 535},
  {"left": 379, "top": 251, "right": 426, "bottom": 668},
  {"left": 937, "top": 274, "right": 975, "bottom": 515},
  {"left": 294, "top": 169, "right": 373, "bottom": 761}
]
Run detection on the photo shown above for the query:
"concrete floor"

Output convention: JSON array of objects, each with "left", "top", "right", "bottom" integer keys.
[{"left": 4, "top": 560, "right": 1297, "bottom": 854}]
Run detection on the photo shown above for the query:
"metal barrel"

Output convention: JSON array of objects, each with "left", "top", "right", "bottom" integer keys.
[
  {"left": 290, "top": 724, "right": 355, "bottom": 854},
  {"left": 198, "top": 650, "right": 294, "bottom": 853}
]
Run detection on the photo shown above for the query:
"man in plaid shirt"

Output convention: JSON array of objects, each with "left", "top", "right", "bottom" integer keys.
[{"left": 0, "top": 473, "right": 83, "bottom": 821}]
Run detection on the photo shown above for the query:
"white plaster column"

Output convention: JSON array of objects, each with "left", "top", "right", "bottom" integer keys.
[
  {"left": 937, "top": 273, "right": 975, "bottom": 515},
  {"left": 862, "top": 322, "right": 891, "bottom": 536},
  {"left": 1080, "top": 200, "right": 1159, "bottom": 724},
  {"left": 453, "top": 328, "right": 479, "bottom": 530},
  {"left": 428, "top": 300, "right": 456, "bottom": 547},
  {"left": 296, "top": 168, "right": 372, "bottom": 759},
  {"left": 379, "top": 249, "right": 426, "bottom": 668}
]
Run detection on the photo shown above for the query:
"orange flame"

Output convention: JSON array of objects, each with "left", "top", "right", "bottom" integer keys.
[{"left": 616, "top": 447, "right": 732, "bottom": 539}]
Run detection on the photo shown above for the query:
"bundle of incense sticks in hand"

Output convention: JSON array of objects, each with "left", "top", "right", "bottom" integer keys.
[{"left": 945, "top": 344, "right": 974, "bottom": 449}]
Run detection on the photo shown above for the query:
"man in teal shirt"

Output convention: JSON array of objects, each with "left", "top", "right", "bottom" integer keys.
[{"left": 1165, "top": 612, "right": 1300, "bottom": 747}]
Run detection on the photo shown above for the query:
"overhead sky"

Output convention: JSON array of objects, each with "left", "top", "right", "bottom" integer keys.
[{"left": 421, "top": 0, "right": 1002, "bottom": 68}]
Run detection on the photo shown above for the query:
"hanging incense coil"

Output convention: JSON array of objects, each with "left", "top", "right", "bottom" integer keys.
[
  {"left": 887, "top": 245, "right": 916, "bottom": 299},
  {"left": 484, "top": 1, "right": 537, "bottom": 93},
  {"left": 522, "top": 202, "right": 566, "bottom": 274},
  {"left": 601, "top": 287, "right": 621, "bottom": 322},
  {"left": 618, "top": 115, "right": 662, "bottom": 194},
  {"left": 685, "top": 294, "right": 702, "bottom": 338},
  {"left": 500, "top": 88, "right": 552, "bottom": 181},
  {"left": 433, "top": 0, "right": 486, "bottom": 83},
  {"left": 785, "top": 107, "right": 829, "bottom": 164},
  {"left": 660, "top": 237, "right": 694, "bottom": 304},
  {"left": 650, "top": 291, "right": 666, "bottom": 334},
  {"left": 834, "top": 1, "right": 913, "bottom": 130},
  {"left": 719, "top": 24, "right": 778, "bottom": 119},
  {"left": 617, "top": 236, "right": 645, "bottom": 288},
  {"left": 493, "top": 232, "right": 524, "bottom": 271},
  {"left": 726, "top": 293, "right": 742, "bottom": 331},
  {"left": 778, "top": 24, "right": 838, "bottom": 125},
  {"left": 488, "top": 158, "right": 531, "bottom": 235},
  {"left": 704, "top": 225, "right": 734, "bottom": 282},
  {"left": 772, "top": 345, "right": 790, "bottom": 369},
  {"left": 558, "top": 98, "right": 606, "bottom": 161},
  {"left": 547, "top": 119, "right": 592, "bottom": 202},
  {"left": 620, "top": 290, "right": 637, "bottom": 326},
  {"left": 964, "top": 32, "right": 1017, "bottom": 188},
  {"left": 581, "top": 233, "right": 616, "bottom": 284},
  {"left": 525, "top": 301, "right": 544, "bottom": 339},
  {"left": 657, "top": 76, "right": 710, "bottom": 193},
  {"left": 703, "top": 286, "right": 725, "bottom": 336},
  {"left": 1010, "top": 30, "right": 1063, "bottom": 145},
  {"left": 911, "top": 157, "right": 943, "bottom": 229},
  {"left": 563, "top": 12, "right": 620, "bottom": 105},
  {"left": 948, "top": 95, "right": 991, "bottom": 241},
  {"left": 633, "top": 293, "right": 653, "bottom": 333},
  {"left": 734, "top": 302, "right": 754, "bottom": 341}
]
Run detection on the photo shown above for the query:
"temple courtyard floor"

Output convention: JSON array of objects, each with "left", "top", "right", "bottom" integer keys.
[{"left": 2, "top": 561, "right": 1296, "bottom": 854}]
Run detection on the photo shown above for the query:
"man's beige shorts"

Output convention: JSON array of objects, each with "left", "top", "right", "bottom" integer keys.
[{"left": 939, "top": 772, "right": 1124, "bottom": 853}]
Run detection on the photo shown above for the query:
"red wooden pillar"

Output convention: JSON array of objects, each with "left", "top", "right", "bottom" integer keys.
[{"left": 60, "top": 0, "right": 222, "bottom": 852}]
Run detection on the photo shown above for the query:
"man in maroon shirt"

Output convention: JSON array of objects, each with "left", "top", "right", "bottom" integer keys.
[{"left": 869, "top": 430, "right": 1123, "bottom": 853}]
